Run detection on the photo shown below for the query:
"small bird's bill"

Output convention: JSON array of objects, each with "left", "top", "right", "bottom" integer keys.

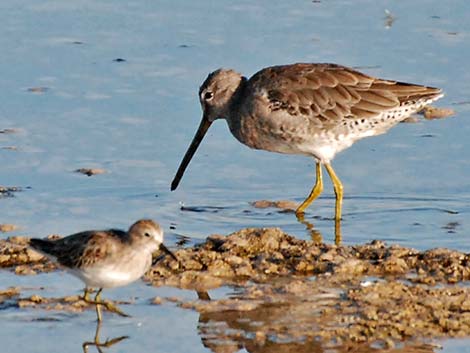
[
  {"left": 159, "top": 243, "right": 178, "bottom": 261},
  {"left": 171, "top": 116, "right": 212, "bottom": 191}
]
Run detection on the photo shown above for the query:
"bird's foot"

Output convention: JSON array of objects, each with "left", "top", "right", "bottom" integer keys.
[
  {"left": 82, "top": 297, "right": 130, "bottom": 318},
  {"left": 101, "top": 300, "right": 130, "bottom": 318}
]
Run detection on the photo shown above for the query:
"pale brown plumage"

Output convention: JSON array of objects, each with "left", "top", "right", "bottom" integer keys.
[
  {"left": 171, "top": 63, "right": 443, "bottom": 234},
  {"left": 29, "top": 220, "right": 170, "bottom": 269},
  {"left": 29, "top": 219, "right": 177, "bottom": 321}
]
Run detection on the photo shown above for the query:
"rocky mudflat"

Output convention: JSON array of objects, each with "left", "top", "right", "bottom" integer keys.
[{"left": 2, "top": 227, "right": 470, "bottom": 351}]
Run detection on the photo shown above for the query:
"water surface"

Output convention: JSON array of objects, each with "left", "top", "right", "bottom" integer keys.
[{"left": 1, "top": 0, "right": 469, "bottom": 352}]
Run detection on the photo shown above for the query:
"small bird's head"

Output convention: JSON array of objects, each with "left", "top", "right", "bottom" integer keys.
[
  {"left": 170, "top": 69, "right": 244, "bottom": 191},
  {"left": 129, "top": 219, "right": 177, "bottom": 260}
]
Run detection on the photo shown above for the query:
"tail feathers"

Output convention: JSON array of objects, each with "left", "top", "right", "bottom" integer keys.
[
  {"left": 372, "top": 80, "right": 443, "bottom": 103},
  {"left": 426, "top": 91, "right": 444, "bottom": 103},
  {"left": 412, "top": 92, "right": 444, "bottom": 112},
  {"left": 411, "top": 89, "right": 444, "bottom": 104}
]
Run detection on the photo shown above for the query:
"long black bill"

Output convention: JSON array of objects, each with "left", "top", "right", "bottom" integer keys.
[
  {"left": 171, "top": 117, "right": 212, "bottom": 191},
  {"left": 159, "top": 243, "right": 178, "bottom": 261}
]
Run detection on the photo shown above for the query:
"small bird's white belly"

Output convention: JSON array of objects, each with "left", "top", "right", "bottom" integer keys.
[{"left": 70, "top": 253, "right": 152, "bottom": 288}]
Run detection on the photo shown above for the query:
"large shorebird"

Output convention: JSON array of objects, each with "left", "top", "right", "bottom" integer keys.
[
  {"left": 171, "top": 63, "right": 443, "bottom": 227},
  {"left": 30, "top": 219, "right": 177, "bottom": 321}
]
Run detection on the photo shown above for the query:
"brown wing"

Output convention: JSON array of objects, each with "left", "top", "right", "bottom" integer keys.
[
  {"left": 248, "top": 63, "right": 442, "bottom": 123},
  {"left": 51, "top": 229, "right": 127, "bottom": 268}
]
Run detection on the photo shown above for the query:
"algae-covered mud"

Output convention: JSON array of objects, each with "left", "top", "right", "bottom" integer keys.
[{"left": 3, "top": 227, "right": 470, "bottom": 351}]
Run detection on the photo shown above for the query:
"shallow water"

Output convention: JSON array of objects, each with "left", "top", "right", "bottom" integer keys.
[{"left": 1, "top": 0, "right": 470, "bottom": 352}]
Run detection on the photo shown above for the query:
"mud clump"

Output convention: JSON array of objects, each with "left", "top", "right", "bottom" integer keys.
[
  {"left": 74, "top": 168, "right": 106, "bottom": 176},
  {"left": 148, "top": 229, "right": 470, "bottom": 287},
  {"left": 0, "top": 287, "right": 20, "bottom": 308},
  {"left": 421, "top": 106, "right": 455, "bottom": 120},
  {"left": 347, "top": 281, "right": 470, "bottom": 338},
  {"left": 250, "top": 200, "right": 298, "bottom": 212},
  {"left": 15, "top": 292, "right": 130, "bottom": 314},
  {"left": 146, "top": 228, "right": 470, "bottom": 347},
  {"left": 0, "top": 186, "right": 23, "bottom": 198},
  {"left": 0, "top": 236, "right": 55, "bottom": 274},
  {"left": 0, "top": 224, "right": 19, "bottom": 233}
]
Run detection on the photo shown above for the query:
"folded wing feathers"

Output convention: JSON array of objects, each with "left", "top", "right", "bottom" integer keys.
[
  {"left": 262, "top": 64, "right": 442, "bottom": 120},
  {"left": 331, "top": 70, "right": 359, "bottom": 86},
  {"left": 316, "top": 71, "right": 339, "bottom": 87}
]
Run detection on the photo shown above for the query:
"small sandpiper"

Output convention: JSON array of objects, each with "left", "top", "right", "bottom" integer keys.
[
  {"left": 171, "top": 63, "right": 443, "bottom": 239},
  {"left": 29, "top": 219, "right": 177, "bottom": 321}
]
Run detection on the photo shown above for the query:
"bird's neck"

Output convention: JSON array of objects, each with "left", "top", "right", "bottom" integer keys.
[{"left": 224, "top": 76, "right": 247, "bottom": 136}]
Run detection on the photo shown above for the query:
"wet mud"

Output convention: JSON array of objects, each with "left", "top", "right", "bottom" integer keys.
[{"left": 2, "top": 227, "right": 470, "bottom": 350}]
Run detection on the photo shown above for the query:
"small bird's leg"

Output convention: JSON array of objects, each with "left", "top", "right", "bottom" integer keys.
[
  {"left": 95, "top": 288, "right": 103, "bottom": 322},
  {"left": 101, "top": 301, "right": 130, "bottom": 318},
  {"left": 296, "top": 162, "right": 323, "bottom": 216},
  {"left": 82, "top": 287, "right": 91, "bottom": 302},
  {"left": 83, "top": 288, "right": 130, "bottom": 319},
  {"left": 324, "top": 163, "right": 344, "bottom": 222}
]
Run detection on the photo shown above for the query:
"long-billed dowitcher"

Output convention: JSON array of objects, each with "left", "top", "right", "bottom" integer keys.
[
  {"left": 29, "top": 219, "right": 177, "bottom": 321},
  {"left": 171, "top": 63, "right": 443, "bottom": 228}
]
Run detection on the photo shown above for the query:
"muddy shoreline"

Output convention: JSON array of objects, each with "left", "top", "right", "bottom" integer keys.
[{"left": 2, "top": 227, "right": 470, "bottom": 351}]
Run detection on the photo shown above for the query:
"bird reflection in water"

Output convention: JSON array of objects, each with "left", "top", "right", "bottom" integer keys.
[
  {"left": 197, "top": 301, "right": 325, "bottom": 353},
  {"left": 82, "top": 321, "right": 129, "bottom": 353},
  {"left": 296, "top": 213, "right": 341, "bottom": 245},
  {"left": 249, "top": 199, "right": 339, "bottom": 244}
]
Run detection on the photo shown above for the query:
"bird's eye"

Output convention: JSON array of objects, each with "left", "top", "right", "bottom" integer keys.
[
  {"left": 144, "top": 232, "right": 151, "bottom": 237},
  {"left": 203, "top": 91, "right": 213, "bottom": 100}
]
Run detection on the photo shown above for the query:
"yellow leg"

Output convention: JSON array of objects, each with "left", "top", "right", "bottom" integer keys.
[
  {"left": 324, "top": 163, "right": 343, "bottom": 222},
  {"left": 296, "top": 162, "right": 323, "bottom": 216}
]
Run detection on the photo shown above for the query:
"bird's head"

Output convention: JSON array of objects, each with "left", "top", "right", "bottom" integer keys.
[
  {"left": 171, "top": 69, "right": 244, "bottom": 191},
  {"left": 129, "top": 219, "right": 177, "bottom": 260}
]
